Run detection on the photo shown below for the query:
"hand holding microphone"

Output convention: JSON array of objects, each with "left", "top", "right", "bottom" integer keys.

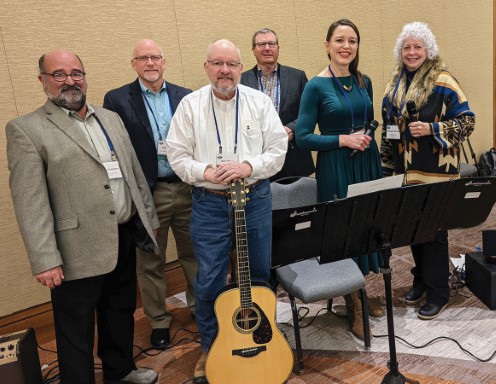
[
  {"left": 406, "top": 101, "right": 418, "bottom": 122},
  {"left": 406, "top": 101, "right": 430, "bottom": 138},
  {"left": 350, "top": 120, "right": 379, "bottom": 157}
]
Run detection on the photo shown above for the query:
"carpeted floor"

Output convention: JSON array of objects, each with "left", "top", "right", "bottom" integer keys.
[{"left": 39, "top": 208, "right": 496, "bottom": 383}]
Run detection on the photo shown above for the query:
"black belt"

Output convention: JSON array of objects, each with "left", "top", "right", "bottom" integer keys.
[
  {"left": 203, "top": 179, "right": 264, "bottom": 197},
  {"left": 157, "top": 174, "right": 181, "bottom": 183}
]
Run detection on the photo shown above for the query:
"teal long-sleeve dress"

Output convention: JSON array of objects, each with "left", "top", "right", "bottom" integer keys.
[{"left": 296, "top": 74, "right": 382, "bottom": 274}]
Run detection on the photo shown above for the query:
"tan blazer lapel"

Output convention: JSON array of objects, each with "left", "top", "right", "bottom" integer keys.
[{"left": 43, "top": 100, "right": 100, "bottom": 163}]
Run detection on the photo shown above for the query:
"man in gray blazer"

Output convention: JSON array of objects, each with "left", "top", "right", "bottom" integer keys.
[
  {"left": 6, "top": 49, "right": 160, "bottom": 384},
  {"left": 240, "top": 28, "right": 315, "bottom": 181}
]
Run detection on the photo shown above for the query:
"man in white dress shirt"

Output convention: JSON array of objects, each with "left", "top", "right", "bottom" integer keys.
[{"left": 165, "top": 39, "right": 287, "bottom": 383}]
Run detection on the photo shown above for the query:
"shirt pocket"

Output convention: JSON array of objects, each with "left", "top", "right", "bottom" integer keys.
[{"left": 241, "top": 120, "right": 263, "bottom": 154}]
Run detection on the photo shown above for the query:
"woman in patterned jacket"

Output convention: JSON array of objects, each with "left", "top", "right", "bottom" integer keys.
[{"left": 381, "top": 21, "right": 475, "bottom": 320}]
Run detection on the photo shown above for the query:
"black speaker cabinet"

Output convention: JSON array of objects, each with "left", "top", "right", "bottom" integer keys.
[
  {"left": 0, "top": 328, "right": 43, "bottom": 384},
  {"left": 482, "top": 229, "right": 496, "bottom": 264},
  {"left": 465, "top": 252, "right": 496, "bottom": 310}
]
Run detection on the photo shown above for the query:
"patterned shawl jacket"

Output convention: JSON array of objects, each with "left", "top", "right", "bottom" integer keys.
[{"left": 380, "top": 57, "right": 475, "bottom": 184}]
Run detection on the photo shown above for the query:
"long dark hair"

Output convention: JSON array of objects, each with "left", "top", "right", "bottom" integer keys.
[{"left": 326, "top": 19, "right": 365, "bottom": 87}]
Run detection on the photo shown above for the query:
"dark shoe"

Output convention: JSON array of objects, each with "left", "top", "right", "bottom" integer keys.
[
  {"left": 417, "top": 302, "right": 448, "bottom": 320},
  {"left": 404, "top": 287, "right": 426, "bottom": 305},
  {"left": 150, "top": 328, "right": 170, "bottom": 349},
  {"left": 193, "top": 351, "right": 208, "bottom": 383},
  {"left": 105, "top": 368, "right": 158, "bottom": 384}
]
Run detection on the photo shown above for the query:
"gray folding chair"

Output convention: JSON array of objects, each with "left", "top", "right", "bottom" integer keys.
[
  {"left": 271, "top": 176, "right": 371, "bottom": 373},
  {"left": 460, "top": 137, "right": 478, "bottom": 177}
]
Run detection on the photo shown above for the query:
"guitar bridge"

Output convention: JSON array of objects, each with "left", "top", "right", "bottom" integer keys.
[{"left": 231, "top": 346, "right": 267, "bottom": 358}]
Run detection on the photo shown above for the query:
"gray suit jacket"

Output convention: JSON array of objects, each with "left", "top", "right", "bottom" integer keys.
[
  {"left": 6, "top": 100, "right": 159, "bottom": 281},
  {"left": 241, "top": 64, "right": 315, "bottom": 179}
]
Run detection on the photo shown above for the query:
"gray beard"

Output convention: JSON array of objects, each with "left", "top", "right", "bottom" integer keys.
[
  {"left": 48, "top": 85, "right": 86, "bottom": 111},
  {"left": 212, "top": 84, "right": 237, "bottom": 99}
]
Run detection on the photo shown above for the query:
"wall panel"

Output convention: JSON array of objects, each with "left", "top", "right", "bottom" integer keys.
[
  {"left": 293, "top": 0, "right": 385, "bottom": 123},
  {"left": 0, "top": 31, "right": 50, "bottom": 314},
  {"left": 0, "top": 0, "right": 492, "bottom": 317},
  {"left": 444, "top": 0, "right": 493, "bottom": 152}
]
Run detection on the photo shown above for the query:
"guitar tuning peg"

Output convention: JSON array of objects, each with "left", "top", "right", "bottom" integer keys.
[{"left": 245, "top": 197, "right": 250, "bottom": 202}]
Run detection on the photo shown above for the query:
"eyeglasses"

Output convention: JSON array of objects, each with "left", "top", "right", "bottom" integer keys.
[
  {"left": 41, "top": 72, "right": 86, "bottom": 82},
  {"left": 254, "top": 42, "right": 278, "bottom": 48},
  {"left": 133, "top": 55, "right": 163, "bottom": 62},
  {"left": 206, "top": 60, "right": 241, "bottom": 69}
]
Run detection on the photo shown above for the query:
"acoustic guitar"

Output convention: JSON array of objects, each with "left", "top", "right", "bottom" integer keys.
[{"left": 205, "top": 180, "right": 294, "bottom": 383}]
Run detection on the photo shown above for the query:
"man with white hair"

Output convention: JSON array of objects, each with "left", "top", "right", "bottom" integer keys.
[{"left": 166, "top": 39, "right": 287, "bottom": 383}]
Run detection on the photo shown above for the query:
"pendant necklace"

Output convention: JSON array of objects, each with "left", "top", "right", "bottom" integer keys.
[
  {"left": 342, "top": 79, "right": 353, "bottom": 92},
  {"left": 328, "top": 65, "right": 353, "bottom": 92}
]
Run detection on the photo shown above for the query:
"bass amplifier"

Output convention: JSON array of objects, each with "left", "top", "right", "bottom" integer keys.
[
  {"left": 465, "top": 252, "right": 496, "bottom": 310},
  {"left": 0, "top": 328, "right": 43, "bottom": 384}
]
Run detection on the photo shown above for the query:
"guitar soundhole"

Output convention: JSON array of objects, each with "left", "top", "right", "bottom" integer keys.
[{"left": 233, "top": 307, "right": 261, "bottom": 334}]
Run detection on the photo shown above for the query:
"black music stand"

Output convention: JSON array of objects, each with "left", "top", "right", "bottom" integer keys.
[
  {"left": 318, "top": 177, "right": 496, "bottom": 384},
  {"left": 271, "top": 202, "right": 327, "bottom": 268}
]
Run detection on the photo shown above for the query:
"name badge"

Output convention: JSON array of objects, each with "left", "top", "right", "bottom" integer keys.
[
  {"left": 216, "top": 152, "right": 237, "bottom": 165},
  {"left": 157, "top": 140, "right": 167, "bottom": 156},
  {"left": 386, "top": 125, "right": 401, "bottom": 140},
  {"left": 103, "top": 161, "right": 123, "bottom": 179}
]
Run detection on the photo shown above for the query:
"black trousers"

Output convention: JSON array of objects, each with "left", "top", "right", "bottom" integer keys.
[
  {"left": 51, "top": 220, "right": 137, "bottom": 384},
  {"left": 410, "top": 229, "right": 450, "bottom": 306}
]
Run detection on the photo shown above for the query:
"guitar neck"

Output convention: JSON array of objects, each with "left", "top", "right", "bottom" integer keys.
[{"left": 230, "top": 181, "right": 253, "bottom": 309}]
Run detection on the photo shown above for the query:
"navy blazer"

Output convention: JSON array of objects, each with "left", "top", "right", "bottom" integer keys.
[
  {"left": 103, "top": 78, "right": 192, "bottom": 192},
  {"left": 241, "top": 64, "right": 315, "bottom": 180}
]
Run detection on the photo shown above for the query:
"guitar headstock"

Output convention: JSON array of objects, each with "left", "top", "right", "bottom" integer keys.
[{"left": 228, "top": 180, "right": 248, "bottom": 208}]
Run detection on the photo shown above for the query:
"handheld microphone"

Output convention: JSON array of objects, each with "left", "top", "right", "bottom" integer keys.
[
  {"left": 350, "top": 120, "right": 379, "bottom": 157},
  {"left": 406, "top": 101, "right": 418, "bottom": 122}
]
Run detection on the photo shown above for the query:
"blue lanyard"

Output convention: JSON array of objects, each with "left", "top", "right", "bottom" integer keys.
[
  {"left": 93, "top": 115, "right": 115, "bottom": 154},
  {"left": 142, "top": 89, "right": 173, "bottom": 141},
  {"left": 211, "top": 89, "right": 239, "bottom": 154},
  {"left": 385, "top": 67, "right": 407, "bottom": 123},
  {"left": 258, "top": 72, "right": 280, "bottom": 112},
  {"left": 328, "top": 65, "right": 368, "bottom": 130}
]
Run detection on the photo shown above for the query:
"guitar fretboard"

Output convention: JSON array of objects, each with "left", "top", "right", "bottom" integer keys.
[{"left": 230, "top": 182, "right": 253, "bottom": 310}]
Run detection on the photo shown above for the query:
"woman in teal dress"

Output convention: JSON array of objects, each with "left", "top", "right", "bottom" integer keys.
[{"left": 296, "top": 19, "right": 383, "bottom": 339}]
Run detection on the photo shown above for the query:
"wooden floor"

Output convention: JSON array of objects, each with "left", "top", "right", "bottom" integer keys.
[
  {"left": 36, "top": 289, "right": 454, "bottom": 384},
  {"left": 7, "top": 258, "right": 489, "bottom": 383},
  {"left": 34, "top": 261, "right": 203, "bottom": 383}
]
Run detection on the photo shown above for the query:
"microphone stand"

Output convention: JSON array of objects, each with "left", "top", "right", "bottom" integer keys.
[{"left": 378, "top": 235, "right": 420, "bottom": 384}]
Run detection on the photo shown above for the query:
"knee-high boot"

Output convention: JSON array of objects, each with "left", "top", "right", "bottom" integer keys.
[{"left": 344, "top": 291, "right": 365, "bottom": 340}]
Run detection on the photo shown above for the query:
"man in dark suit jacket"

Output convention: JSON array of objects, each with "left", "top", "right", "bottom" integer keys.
[
  {"left": 241, "top": 28, "right": 315, "bottom": 181},
  {"left": 6, "top": 49, "right": 159, "bottom": 384},
  {"left": 103, "top": 39, "right": 197, "bottom": 350}
]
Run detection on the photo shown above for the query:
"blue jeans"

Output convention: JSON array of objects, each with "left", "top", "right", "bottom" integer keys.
[{"left": 190, "top": 179, "right": 272, "bottom": 350}]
